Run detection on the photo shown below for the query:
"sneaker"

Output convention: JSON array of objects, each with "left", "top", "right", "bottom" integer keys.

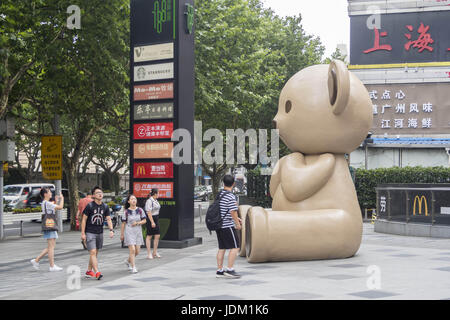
[
  {"left": 85, "top": 270, "right": 95, "bottom": 279},
  {"left": 224, "top": 269, "right": 241, "bottom": 279},
  {"left": 131, "top": 267, "right": 138, "bottom": 274},
  {"left": 216, "top": 270, "right": 226, "bottom": 278},
  {"left": 95, "top": 272, "right": 103, "bottom": 280},
  {"left": 125, "top": 259, "right": 132, "bottom": 270},
  {"left": 49, "top": 265, "right": 63, "bottom": 272},
  {"left": 30, "top": 259, "right": 40, "bottom": 270}
]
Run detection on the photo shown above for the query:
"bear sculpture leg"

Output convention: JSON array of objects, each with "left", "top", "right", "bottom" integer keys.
[
  {"left": 245, "top": 207, "right": 362, "bottom": 263},
  {"left": 237, "top": 205, "right": 252, "bottom": 257}
]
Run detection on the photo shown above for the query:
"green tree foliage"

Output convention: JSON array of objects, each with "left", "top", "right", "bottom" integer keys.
[
  {"left": 194, "top": 0, "right": 325, "bottom": 194},
  {"left": 324, "top": 47, "right": 348, "bottom": 65},
  {"left": 3, "top": 0, "right": 130, "bottom": 230}
]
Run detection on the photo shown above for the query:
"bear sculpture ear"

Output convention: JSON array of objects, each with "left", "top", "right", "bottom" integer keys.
[{"left": 327, "top": 60, "right": 350, "bottom": 115}]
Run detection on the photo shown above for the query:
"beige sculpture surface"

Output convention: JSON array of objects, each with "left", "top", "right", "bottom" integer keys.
[{"left": 239, "top": 60, "right": 373, "bottom": 263}]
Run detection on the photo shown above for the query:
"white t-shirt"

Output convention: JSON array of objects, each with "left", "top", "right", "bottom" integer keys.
[
  {"left": 145, "top": 197, "right": 161, "bottom": 216},
  {"left": 42, "top": 200, "right": 56, "bottom": 215}
]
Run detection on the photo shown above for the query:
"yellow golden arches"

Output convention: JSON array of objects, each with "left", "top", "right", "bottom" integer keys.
[
  {"left": 413, "top": 195, "right": 428, "bottom": 216},
  {"left": 136, "top": 165, "right": 146, "bottom": 177}
]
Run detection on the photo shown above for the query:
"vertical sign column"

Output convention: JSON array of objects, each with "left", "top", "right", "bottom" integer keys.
[{"left": 130, "top": 0, "right": 199, "bottom": 247}]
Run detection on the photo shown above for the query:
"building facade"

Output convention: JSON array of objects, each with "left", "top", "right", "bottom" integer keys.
[{"left": 347, "top": 0, "right": 450, "bottom": 169}]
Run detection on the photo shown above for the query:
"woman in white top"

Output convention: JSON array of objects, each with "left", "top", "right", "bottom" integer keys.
[
  {"left": 30, "top": 187, "right": 64, "bottom": 272},
  {"left": 120, "top": 194, "right": 146, "bottom": 273},
  {"left": 145, "top": 188, "right": 161, "bottom": 259}
]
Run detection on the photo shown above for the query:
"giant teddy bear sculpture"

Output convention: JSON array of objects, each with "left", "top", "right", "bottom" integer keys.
[{"left": 239, "top": 60, "right": 373, "bottom": 262}]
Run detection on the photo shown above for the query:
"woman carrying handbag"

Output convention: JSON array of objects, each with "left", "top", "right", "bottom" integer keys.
[{"left": 30, "top": 187, "right": 64, "bottom": 272}]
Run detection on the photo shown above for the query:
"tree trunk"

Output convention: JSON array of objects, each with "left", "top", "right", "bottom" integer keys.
[
  {"left": 203, "top": 163, "right": 229, "bottom": 199},
  {"left": 64, "top": 161, "right": 80, "bottom": 231}
]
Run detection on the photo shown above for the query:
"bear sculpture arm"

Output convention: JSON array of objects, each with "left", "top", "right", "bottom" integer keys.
[
  {"left": 280, "top": 153, "right": 335, "bottom": 203},
  {"left": 269, "top": 157, "right": 284, "bottom": 198}
]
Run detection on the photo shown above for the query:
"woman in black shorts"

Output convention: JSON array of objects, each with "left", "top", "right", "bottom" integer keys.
[{"left": 145, "top": 188, "right": 161, "bottom": 259}]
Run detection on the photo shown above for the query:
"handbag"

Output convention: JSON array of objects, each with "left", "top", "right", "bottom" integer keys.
[{"left": 41, "top": 201, "right": 59, "bottom": 232}]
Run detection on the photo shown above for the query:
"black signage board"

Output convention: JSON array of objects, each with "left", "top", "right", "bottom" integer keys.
[
  {"left": 376, "top": 184, "right": 450, "bottom": 225},
  {"left": 350, "top": 11, "right": 450, "bottom": 65},
  {"left": 130, "top": 0, "right": 200, "bottom": 247}
]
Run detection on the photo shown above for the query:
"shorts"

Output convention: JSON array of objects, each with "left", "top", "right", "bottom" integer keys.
[
  {"left": 216, "top": 227, "right": 240, "bottom": 250},
  {"left": 43, "top": 231, "right": 58, "bottom": 239},
  {"left": 86, "top": 232, "right": 103, "bottom": 251},
  {"left": 146, "top": 215, "right": 160, "bottom": 236}
]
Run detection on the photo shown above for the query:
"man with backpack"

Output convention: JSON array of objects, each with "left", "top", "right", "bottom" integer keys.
[{"left": 207, "top": 175, "right": 242, "bottom": 279}]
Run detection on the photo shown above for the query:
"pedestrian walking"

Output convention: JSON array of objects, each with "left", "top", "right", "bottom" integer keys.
[
  {"left": 30, "top": 187, "right": 64, "bottom": 272},
  {"left": 215, "top": 175, "right": 242, "bottom": 279},
  {"left": 77, "top": 190, "right": 93, "bottom": 249},
  {"left": 145, "top": 188, "right": 162, "bottom": 259},
  {"left": 80, "top": 186, "right": 114, "bottom": 280},
  {"left": 120, "top": 194, "right": 146, "bottom": 274}
]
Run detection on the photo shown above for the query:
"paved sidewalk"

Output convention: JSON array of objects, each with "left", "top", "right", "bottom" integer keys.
[{"left": 1, "top": 218, "right": 450, "bottom": 300}]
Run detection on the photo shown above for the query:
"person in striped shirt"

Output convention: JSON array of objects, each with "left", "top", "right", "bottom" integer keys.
[{"left": 215, "top": 175, "right": 242, "bottom": 279}]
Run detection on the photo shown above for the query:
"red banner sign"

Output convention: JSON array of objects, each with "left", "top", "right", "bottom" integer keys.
[
  {"left": 133, "top": 182, "right": 174, "bottom": 199},
  {"left": 133, "top": 162, "right": 173, "bottom": 179},
  {"left": 133, "top": 122, "right": 173, "bottom": 140},
  {"left": 134, "top": 82, "right": 174, "bottom": 101}
]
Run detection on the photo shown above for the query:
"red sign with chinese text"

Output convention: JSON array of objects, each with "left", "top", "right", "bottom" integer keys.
[
  {"left": 350, "top": 11, "right": 449, "bottom": 65},
  {"left": 134, "top": 83, "right": 174, "bottom": 101},
  {"left": 133, "top": 162, "right": 174, "bottom": 179},
  {"left": 133, "top": 182, "right": 174, "bottom": 199},
  {"left": 133, "top": 122, "right": 173, "bottom": 140}
]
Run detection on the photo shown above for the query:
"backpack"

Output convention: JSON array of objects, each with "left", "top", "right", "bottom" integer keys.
[{"left": 205, "top": 190, "right": 231, "bottom": 234}]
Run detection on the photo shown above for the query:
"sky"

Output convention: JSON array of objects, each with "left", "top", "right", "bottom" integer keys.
[{"left": 261, "top": 0, "right": 350, "bottom": 59}]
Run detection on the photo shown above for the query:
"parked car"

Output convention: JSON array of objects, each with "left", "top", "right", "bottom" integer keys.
[
  {"left": 3, "top": 183, "right": 55, "bottom": 211},
  {"left": 194, "top": 185, "right": 209, "bottom": 201}
]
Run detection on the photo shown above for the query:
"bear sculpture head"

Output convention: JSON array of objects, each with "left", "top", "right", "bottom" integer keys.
[{"left": 273, "top": 60, "right": 373, "bottom": 155}]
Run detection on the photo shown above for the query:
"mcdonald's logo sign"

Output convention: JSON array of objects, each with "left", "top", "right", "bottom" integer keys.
[
  {"left": 133, "top": 162, "right": 173, "bottom": 179},
  {"left": 413, "top": 195, "right": 428, "bottom": 216},
  {"left": 136, "top": 165, "right": 146, "bottom": 177}
]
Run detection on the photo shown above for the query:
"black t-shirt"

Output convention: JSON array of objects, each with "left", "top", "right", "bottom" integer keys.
[{"left": 82, "top": 201, "right": 110, "bottom": 234}]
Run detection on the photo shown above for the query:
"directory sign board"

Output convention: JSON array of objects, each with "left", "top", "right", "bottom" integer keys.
[
  {"left": 133, "top": 122, "right": 174, "bottom": 140},
  {"left": 133, "top": 142, "right": 173, "bottom": 159},
  {"left": 133, "top": 182, "right": 174, "bottom": 198},
  {"left": 134, "top": 63, "right": 174, "bottom": 82},
  {"left": 131, "top": 0, "right": 196, "bottom": 245},
  {"left": 133, "top": 162, "right": 174, "bottom": 179},
  {"left": 134, "top": 42, "right": 174, "bottom": 62},
  {"left": 133, "top": 103, "right": 174, "bottom": 120},
  {"left": 133, "top": 82, "right": 174, "bottom": 101}
]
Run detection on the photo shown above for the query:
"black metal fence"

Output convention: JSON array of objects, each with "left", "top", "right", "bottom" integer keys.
[{"left": 247, "top": 174, "right": 272, "bottom": 208}]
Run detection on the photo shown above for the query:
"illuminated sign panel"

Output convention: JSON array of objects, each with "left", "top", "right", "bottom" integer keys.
[
  {"left": 133, "top": 162, "right": 174, "bottom": 179},
  {"left": 133, "top": 182, "right": 174, "bottom": 198},
  {"left": 133, "top": 122, "right": 173, "bottom": 140},
  {"left": 133, "top": 142, "right": 173, "bottom": 159}
]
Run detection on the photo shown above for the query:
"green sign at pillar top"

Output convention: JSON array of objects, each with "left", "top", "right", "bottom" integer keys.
[
  {"left": 184, "top": 3, "right": 194, "bottom": 34},
  {"left": 152, "top": 0, "right": 176, "bottom": 39}
]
